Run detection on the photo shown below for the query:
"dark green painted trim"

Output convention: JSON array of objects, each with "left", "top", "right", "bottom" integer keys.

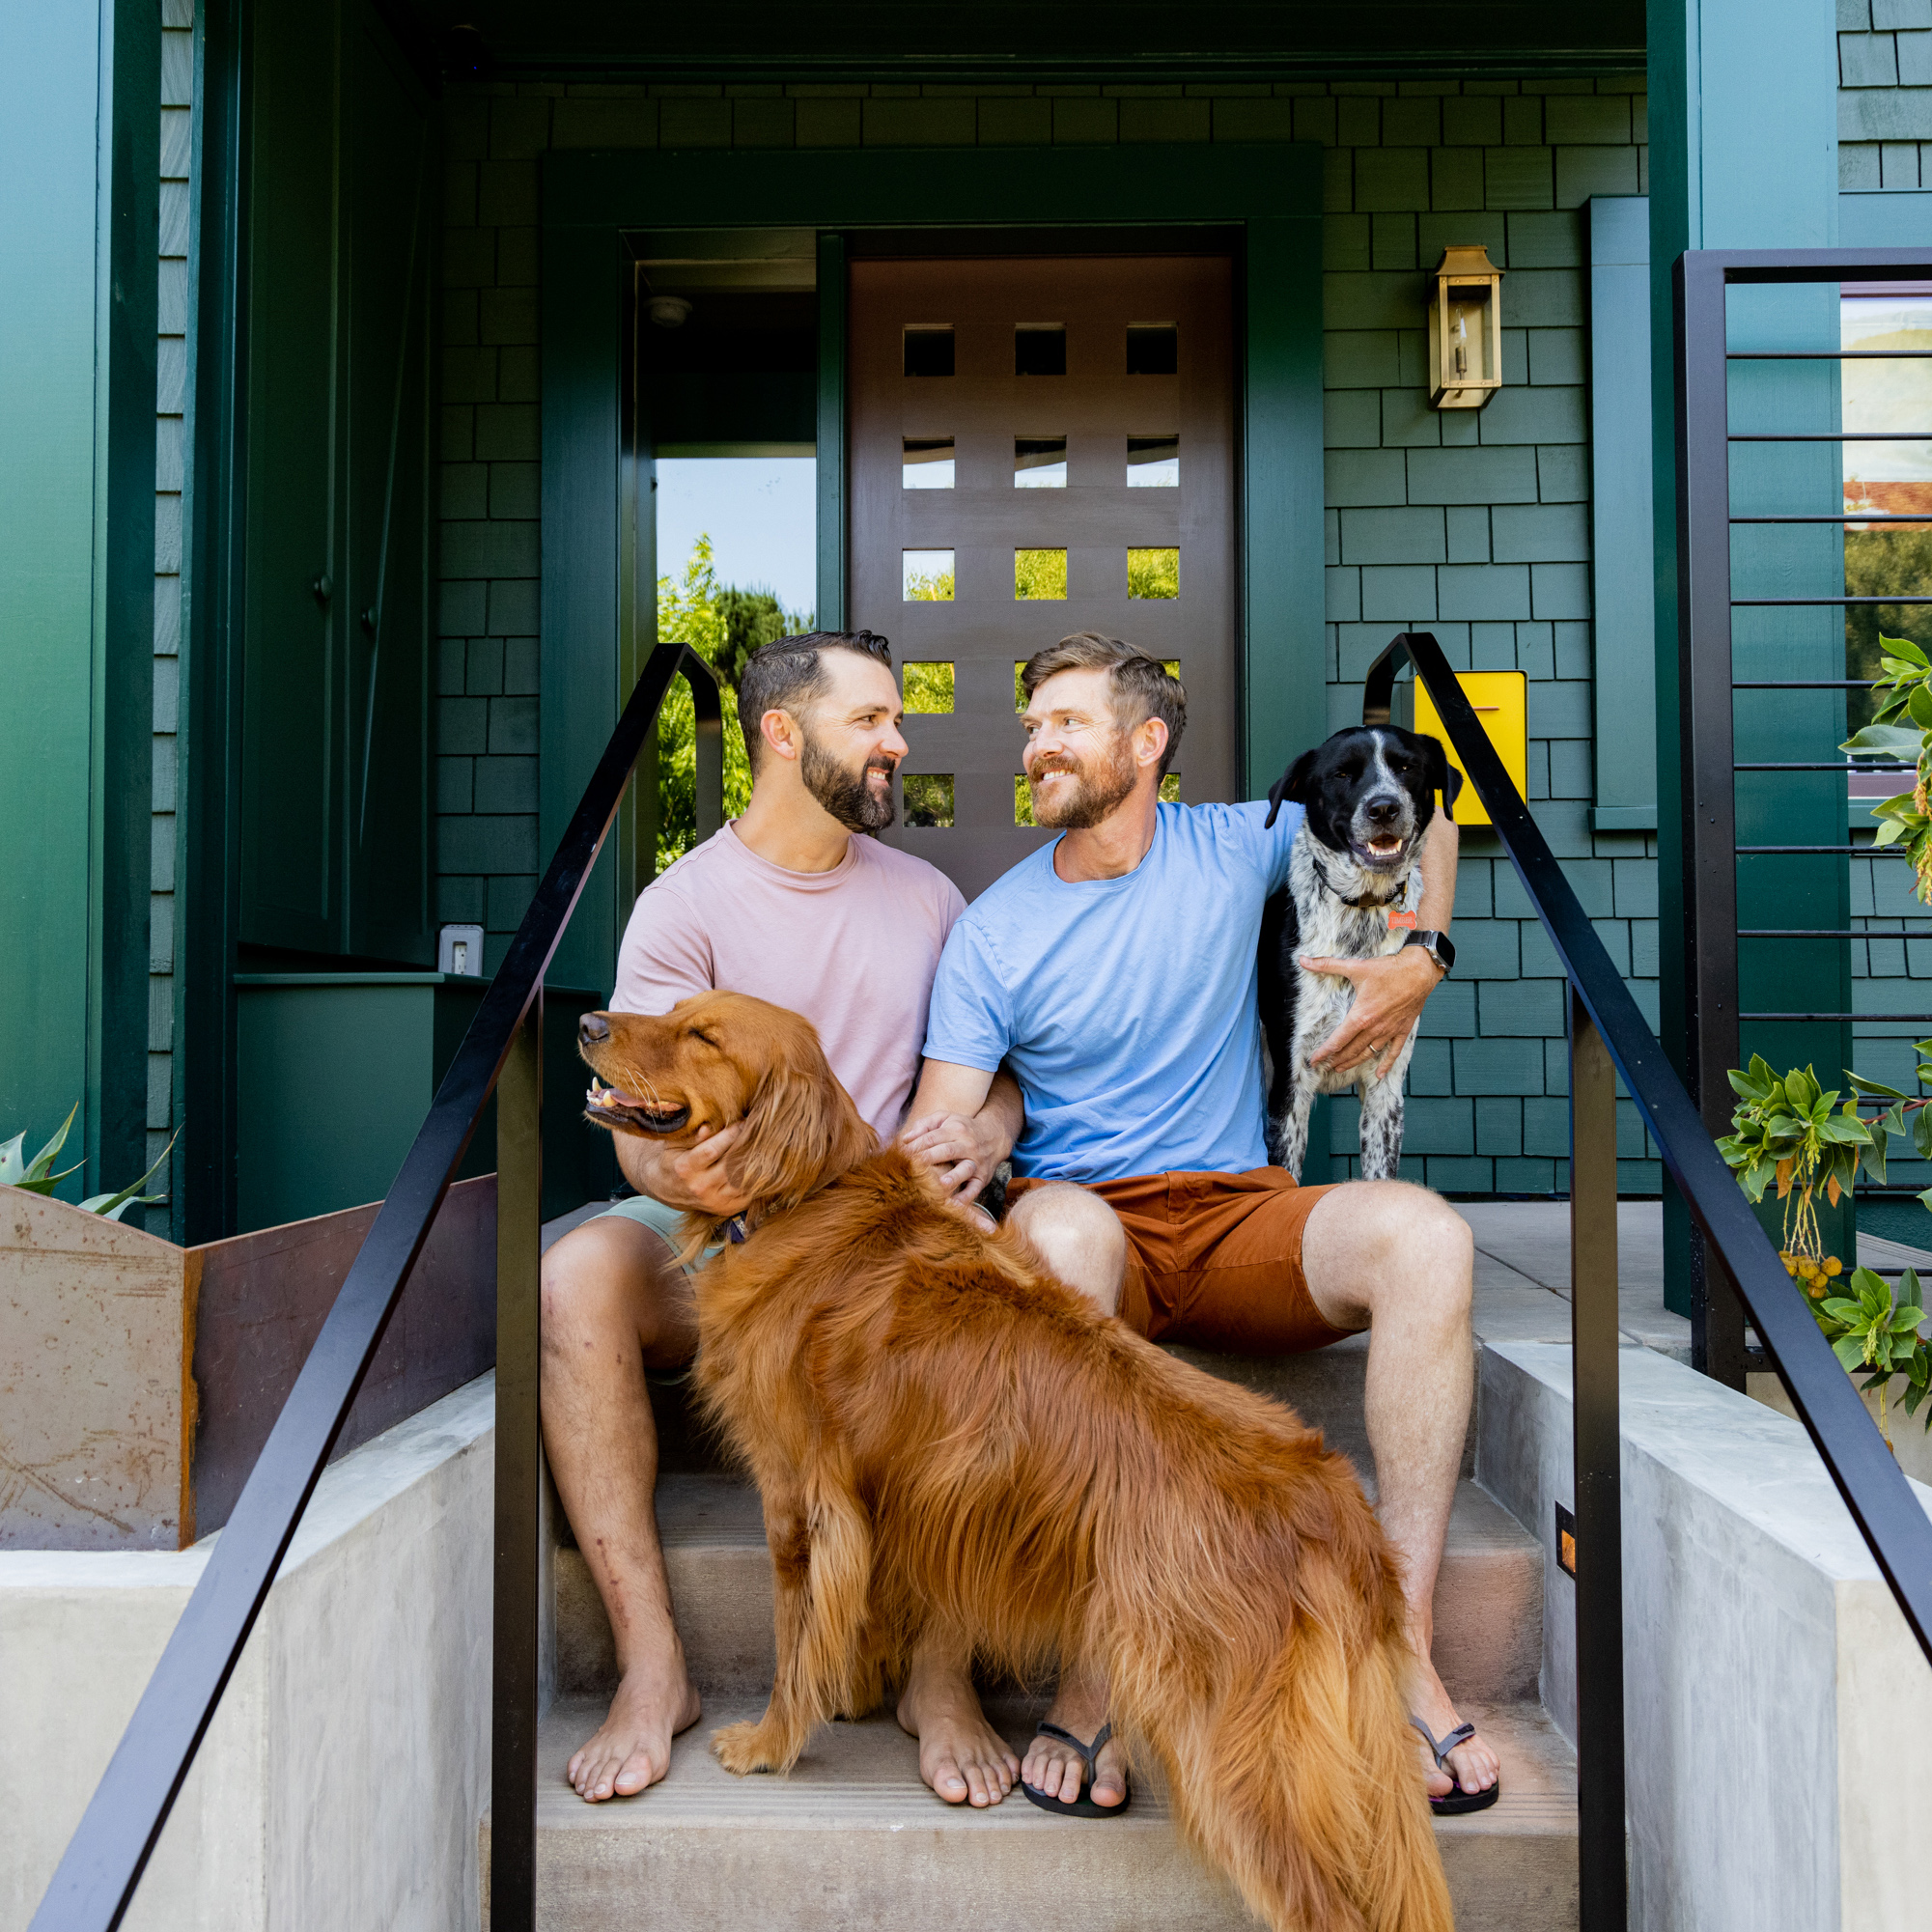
[
  {"left": 815, "top": 230, "right": 847, "bottom": 632},
  {"left": 1243, "top": 215, "right": 1326, "bottom": 795},
  {"left": 1585, "top": 195, "right": 1656, "bottom": 832},
  {"left": 540, "top": 211, "right": 628, "bottom": 994},
  {"left": 420, "top": 1, "right": 1643, "bottom": 81},
  {"left": 542, "top": 143, "right": 1326, "bottom": 979},
  {"left": 1649, "top": 0, "right": 1844, "bottom": 1316},
  {"left": 0, "top": 3, "right": 157, "bottom": 1202}
]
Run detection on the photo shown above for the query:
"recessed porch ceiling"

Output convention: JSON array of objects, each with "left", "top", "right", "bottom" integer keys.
[{"left": 391, "top": 1, "right": 1645, "bottom": 79}]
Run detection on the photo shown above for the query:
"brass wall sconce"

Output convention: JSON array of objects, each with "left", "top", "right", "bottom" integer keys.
[{"left": 1427, "top": 246, "right": 1504, "bottom": 410}]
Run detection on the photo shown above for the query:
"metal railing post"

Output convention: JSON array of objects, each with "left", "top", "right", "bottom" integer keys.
[
  {"left": 490, "top": 989, "right": 543, "bottom": 1928},
  {"left": 1569, "top": 987, "right": 1628, "bottom": 1928},
  {"left": 1674, "top": 249, "right": 1749, "bottom": 1389}
]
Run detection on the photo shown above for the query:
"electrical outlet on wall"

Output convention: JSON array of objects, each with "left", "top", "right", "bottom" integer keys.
[{"left": 438, "top": 924, "right": 485, "bottom": 977}]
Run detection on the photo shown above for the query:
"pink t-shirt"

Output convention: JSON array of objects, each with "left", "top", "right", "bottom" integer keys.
[{"left": 611, "top": 824, "right": 967, "bottom": 1141}]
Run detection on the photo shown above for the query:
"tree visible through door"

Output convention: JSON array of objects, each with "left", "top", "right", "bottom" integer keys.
[{"left": 849, "top": 256, "right": 1236, "bottom": 901}]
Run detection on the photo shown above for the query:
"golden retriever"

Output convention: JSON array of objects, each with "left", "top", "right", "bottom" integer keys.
[{"left": 578, "top": 990, "right": 1452, "bottom": 1932}]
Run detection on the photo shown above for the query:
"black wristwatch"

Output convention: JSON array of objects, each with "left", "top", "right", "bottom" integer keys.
[{"left": 1404, "top": 929, "right": 1455, "bottom": 976}]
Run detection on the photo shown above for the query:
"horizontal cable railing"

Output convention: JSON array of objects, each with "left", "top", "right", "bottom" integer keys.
[
  {"left": 1371, "top": 626, "right": 1932, "bottom": 1927},
  {"left": 30, "top": 642, "right": 723, "bottom": 1932}
]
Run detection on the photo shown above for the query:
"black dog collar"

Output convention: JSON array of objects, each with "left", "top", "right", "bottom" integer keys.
[
  {"left": 1310, "top": 855, "right": 1404, "bottom": 910},
  {"left": 725, "top": 1216, "right": 748, "bottom": 1245}
]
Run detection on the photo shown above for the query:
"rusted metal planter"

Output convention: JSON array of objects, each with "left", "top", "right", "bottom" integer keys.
[{"left": 0, "top": 1177, "right": 495, "bottom": 1551}]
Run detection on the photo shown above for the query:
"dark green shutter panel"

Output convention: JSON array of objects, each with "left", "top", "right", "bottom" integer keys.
[{"left": 238, "top": 0, "right": 434, "bottom": 965}]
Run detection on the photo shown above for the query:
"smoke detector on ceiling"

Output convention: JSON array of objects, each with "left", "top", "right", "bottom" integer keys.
[{"left": 647, "top": 296, "right": 692, "bottom": 329}]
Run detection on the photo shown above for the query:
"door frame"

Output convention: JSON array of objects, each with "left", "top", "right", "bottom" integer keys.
[{"left": 541, "top": 142, "right": 1324, "bottom": 987}]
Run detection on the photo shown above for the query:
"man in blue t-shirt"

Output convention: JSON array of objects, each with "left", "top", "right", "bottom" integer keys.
[{"left": 893, "top": 631, "right": 1495, "bottom": 1820}]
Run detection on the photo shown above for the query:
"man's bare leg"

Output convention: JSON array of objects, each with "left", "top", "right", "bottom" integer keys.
[
  {"left": 894, "top": 1632, "right": 1022, "bottom": 1806},
  {"left": 541, "top": 1215, "right": 704, "bottom": 1802},
  {"left": 1302, "top": 1181, "right": 1498, "bottom": 1802},
  {"left": 1006, "top": 1184, "right": 1132, "bottom": 1806}
]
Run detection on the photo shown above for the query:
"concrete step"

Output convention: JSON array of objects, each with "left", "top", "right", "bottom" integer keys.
[
  {"left": 555, "top": 1471, "right": 1543, "bottom": 1708},
  {"left": 645, "top": 1331, "right": 1463, "bottom": 1482},
  {"left": 484, "top": 1694, "right": 1578, "bottom": 1931}
]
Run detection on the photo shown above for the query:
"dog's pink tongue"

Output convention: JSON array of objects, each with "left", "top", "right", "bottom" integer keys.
[{"left": 587, "top": 1081, "right": 647, "bottom": 1109}]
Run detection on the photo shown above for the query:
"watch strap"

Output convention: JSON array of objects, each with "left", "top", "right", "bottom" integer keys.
[{"left": 1404, "top": 928, "right": 1455, "bottom": 973}]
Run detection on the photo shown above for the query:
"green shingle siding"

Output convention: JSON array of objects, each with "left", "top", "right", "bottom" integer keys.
[{"left": 428, "top": 73, "right": 1656, "bottom": 1190}]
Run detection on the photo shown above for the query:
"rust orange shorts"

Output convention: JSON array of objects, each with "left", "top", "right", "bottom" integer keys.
[{"left": 1006, "top": 1167, "right": 1361, "bottom": 1354}]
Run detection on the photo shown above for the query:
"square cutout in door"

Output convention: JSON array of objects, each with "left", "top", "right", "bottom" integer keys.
[
  {"left": 1129, "top": 548, "right": 1179, "bottom": 599},
  {"left": 1015, "top": 325, "right": 1066, "bottom": 377},
  {"left": 903, "top": 662, "right": 954, "bottom": 713},
  {"left": 1127, "top": 324, "right": 1178, "bottom": 375},
  {"left": 904, "top": 550, "right": 956, "bottom": 601},
  {"left": 1015, "top": 549, "right": 1068, "bottom": 600},
  {"left": 903, "top": 437, "right": 955, "bottom": 489},
  {"left": 904, "top": 326, "right": 954, "bottom": 378},
  {"left": 903, "top": 774, "right": 954, "bottom": 827},
  {"left": 1015, "top": 437, "right": 1067, "bottom": 488},
  {"left": 1129, "top": 435, "right": 1179, "bottom": 487}
]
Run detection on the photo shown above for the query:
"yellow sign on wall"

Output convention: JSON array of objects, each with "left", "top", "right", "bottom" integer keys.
[{"left": 1411, "top": 671, "right": 1527, "bottom": 828}]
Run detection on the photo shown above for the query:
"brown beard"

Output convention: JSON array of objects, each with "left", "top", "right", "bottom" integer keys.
[
  {"left": 801, "top": 727, "right": 898, "bottom": 831},
  {"left": 1027, "top": 730, "right": 1138, "bottom": 829}
]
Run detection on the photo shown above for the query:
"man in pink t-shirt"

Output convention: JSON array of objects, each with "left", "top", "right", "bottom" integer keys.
[{"left": 543, "top": 631, "right": 1024, "bottom": 1809}]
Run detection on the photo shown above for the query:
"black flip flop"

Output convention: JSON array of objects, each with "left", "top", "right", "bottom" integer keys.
[
  {"left": 1019, "top": 1720, "right": 1132, "bottom": 1819},
  {"left": 1411, "top": 1717, "right": 1499, "bottom": 1816}
]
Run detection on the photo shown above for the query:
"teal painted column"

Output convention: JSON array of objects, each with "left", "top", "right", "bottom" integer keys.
[
  {"left": 0, "top": 2, "right": 158, "bottom": 1197},
  {"left": 1651, "top": 0, "right": 1843, "bottom": 1314}
]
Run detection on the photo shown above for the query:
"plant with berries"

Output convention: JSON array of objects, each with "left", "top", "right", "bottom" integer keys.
[{"left": 1717, "top": 1054, "right": 1932, "bottom": 1444}]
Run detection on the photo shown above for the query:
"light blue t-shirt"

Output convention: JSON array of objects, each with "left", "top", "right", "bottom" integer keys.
[{"left": 923, "top": 799, "right": 1304, "bottom": 1183}]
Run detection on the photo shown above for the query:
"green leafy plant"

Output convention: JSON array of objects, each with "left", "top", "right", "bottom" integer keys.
[
  {"left": 1819, "top": 1266, "right": 1929, "bottom": 1443},
  {"left": 654, "top": 535, "right": 810, "bottom": 874},
  {"left": 1717, "top": 1054, "right": 1932, "bottom": 1444},
  {"left": 1, "top": 1106, "right": 179, "bottom": 1222},
  {"left": 1839, "top": 630, "right": 1932, "bottom": 900}
]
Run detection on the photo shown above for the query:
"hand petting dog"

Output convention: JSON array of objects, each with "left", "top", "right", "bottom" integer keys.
[{"left": 1301, "top": 946, "right": 1444, "bottom": 1079}]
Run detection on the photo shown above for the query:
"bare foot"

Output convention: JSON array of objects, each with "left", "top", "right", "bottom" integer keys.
[
  {"left": 896, "top": 1649, "right": 1020, "bottom": 1806},
  {"left": 1410, "top": 1655, "right": 1498, "bottom": 1803},
  {"left": 567, "top": 1646, "right": 704, "bottom": 1803},
  {"left": 1022, "top": 1666, "right": 1128, "bottom": 1809}
]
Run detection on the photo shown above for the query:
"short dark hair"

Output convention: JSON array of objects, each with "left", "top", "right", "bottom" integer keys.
[
  {"left": 1020, "top": 631, "right": 1187, "bottom": 776},
  {"left": 737, "top": 630, "right": 894, "bottom": 770}
]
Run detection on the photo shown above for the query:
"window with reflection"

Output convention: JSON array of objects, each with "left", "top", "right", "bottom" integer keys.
[
  {"left": 904, "top": 549, "right": 955, "bottom": 601},
  {"left": 903, "top": 437, "right": 955, "bottom": 489},
  {"left": 1015, "top": 437, "right": 1067, "bottom": 489},
  {"left": 1128, "top": 435, "right": 1179, "bottom": 487}
]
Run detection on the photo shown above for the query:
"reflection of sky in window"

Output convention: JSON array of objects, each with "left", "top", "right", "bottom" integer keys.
[
  {"left": 1128, "top": 435, "right": 1179, "bottom": 487},
  {"left": 1015, "top": 437, "right": 1067, "bottom": 488},
  {"left": 1842, "top": 292, "right": 1932, "bottom": 485},
  {"left": 656, "top": 457, "right": 816, "bottom": 614},
  {"left": 904, "top": 438, "right": 954, "bottom": 489}
]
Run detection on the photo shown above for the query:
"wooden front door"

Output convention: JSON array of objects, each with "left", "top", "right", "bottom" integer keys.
[{"left": 848, "top": 255, "right": 1237, "bottom": 901}]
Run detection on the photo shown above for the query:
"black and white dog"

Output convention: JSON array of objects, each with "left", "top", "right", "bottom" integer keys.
[{"left": 1258, "top": 726, "right": 1462, "bottom": 1182}]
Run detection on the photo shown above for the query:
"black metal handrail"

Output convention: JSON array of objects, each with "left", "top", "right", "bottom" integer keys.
[
  {"left": 1369, "top": 630, "right": 1932, "bottom": 1929},
  {"left": 31, "top": 642, "right": 723, "bottom": 1932}
]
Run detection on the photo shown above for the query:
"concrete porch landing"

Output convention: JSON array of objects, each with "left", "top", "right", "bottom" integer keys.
[{"left": 1460, "top": 1200, "right": 1689, "bottom": 1358}]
